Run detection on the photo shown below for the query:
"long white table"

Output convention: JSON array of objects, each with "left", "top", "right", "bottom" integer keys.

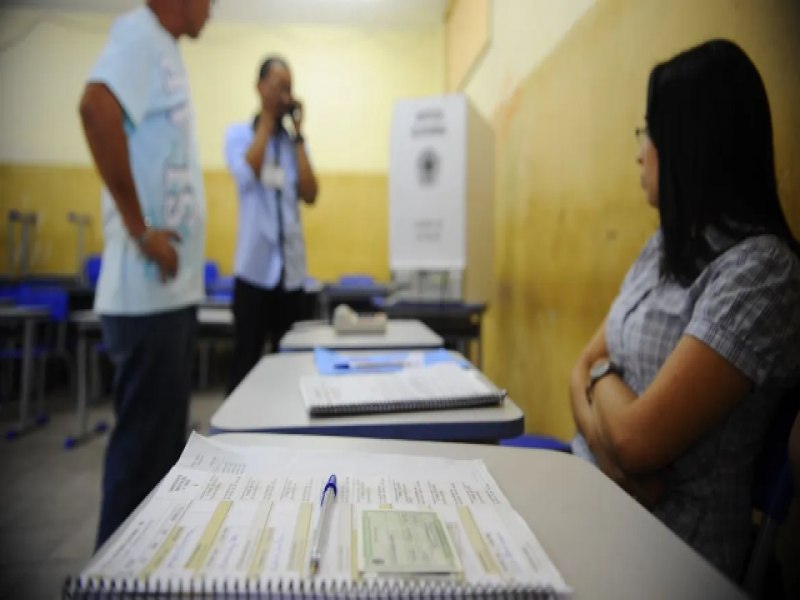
[
  {"left": 211, "top": 351, "right": 524, "bottom": 441},
  {"left": 279, "top": 319, "right": 443, "bottom": 351},
  {"left": 212, "top": 433, "right": 745, "bottom": 600}
]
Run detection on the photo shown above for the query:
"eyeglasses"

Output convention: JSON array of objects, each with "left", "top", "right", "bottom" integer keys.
[{"left": 635, "top": 126, "right": 649, "bottom": 144}]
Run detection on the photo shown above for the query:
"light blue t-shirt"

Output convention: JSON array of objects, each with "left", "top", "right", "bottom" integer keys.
[
  {"left": 224, "top": 123, "right": 308, "bottom": 291},
  {"left": 89, "top": 6, "right": 206, "bottom": 315}
]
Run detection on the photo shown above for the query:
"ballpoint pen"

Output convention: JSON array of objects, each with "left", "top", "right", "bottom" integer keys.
[
  {"left": 309, "top": 474, "right": 337, "bottom": 576},
  {"left": 333, "top": 359, "right": 413, "bottom": 371}
]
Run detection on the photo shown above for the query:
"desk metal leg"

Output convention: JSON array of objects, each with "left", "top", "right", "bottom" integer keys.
[
  {"left": 198, "top": 340, "right": 210, "bottom": 389},
  {"left": 7, "top": 318, "right": 39, "bottom": 439},
  {"left": 90, "top": 345, "right": 101, "bottom": 401},
  {"left": 318, "top": 292, "right": 330, "bottom": 321},
  {"left": 76, "top": 332, "right": 88, "bottom": 438},
  {"left": 18, "top": 318, "right": 34, "bottom": 429},
  {"left": 1, "top": 339, "right": 13, "bottom": 400},
  {"left": 64, "top": 327, "right": 108, "bottom": 449}
]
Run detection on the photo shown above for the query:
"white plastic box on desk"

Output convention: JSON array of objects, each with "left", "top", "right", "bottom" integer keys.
[{"left": 389, "top": 94, "right": 494, "bottom": 303}]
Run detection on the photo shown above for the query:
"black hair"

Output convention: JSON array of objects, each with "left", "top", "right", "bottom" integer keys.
[
  {"left": 258, "top": 55, "right": 289, "bottom": 82},
  {"left": 646, "top": 39, "right": 798, "bottom": 285},
  {"left": 252, "top": 56, "right": 290, "bottom": 129}
]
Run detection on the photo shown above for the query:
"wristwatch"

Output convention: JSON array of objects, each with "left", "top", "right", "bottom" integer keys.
[{"left": 586, "top": 359, "right": 622, "bottom": 398}]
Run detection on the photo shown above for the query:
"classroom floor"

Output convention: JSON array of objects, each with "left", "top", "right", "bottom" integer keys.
[{"left": 0, "top": 384, "right": 226, "bottom": 599}]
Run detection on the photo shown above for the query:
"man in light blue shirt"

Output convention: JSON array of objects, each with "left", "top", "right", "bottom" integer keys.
[
  {"left": 79, "top": 0, "right": 210, "bottom": 548},
  {"left": 224, "top": 56, "right": 319, "bottom": 394}
]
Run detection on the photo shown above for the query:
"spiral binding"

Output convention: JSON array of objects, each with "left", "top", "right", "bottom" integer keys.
[
  {"left": 308, "top": 391, "right": 506, "bottom": 417},
  {"left": 62, "top": 575, "right": 559, "bottom": 599}
]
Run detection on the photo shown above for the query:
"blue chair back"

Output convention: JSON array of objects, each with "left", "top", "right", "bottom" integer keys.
[
  {"left": 84, "top": 255, "right": 102, "bottom": 288},
  {"left": 500, "top": 433, "right": 572, "bottom": 453},
  {"left": 204, "top": 261, "right": 220, "bottom": 292},
  {"left": 338, "top": 274, "right": 375, "bottom": 287},
  {"left": 0, "top": 285, "right": 19, "bottom": 303},
  {"left": 16, "top": 285, "right": 69, "bottom": 321}
]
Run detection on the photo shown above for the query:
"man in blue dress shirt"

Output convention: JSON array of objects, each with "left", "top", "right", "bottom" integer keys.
[
  {"left": 79, "top": 0, "right": 211, "bottom": 548},
  {"left": 224, "top": 56, "right": 319, "bottom": 394}
]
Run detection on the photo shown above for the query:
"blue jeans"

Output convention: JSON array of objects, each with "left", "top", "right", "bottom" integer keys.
[{"left": 95, "top": 306, "right": 197, "bottom": 549}]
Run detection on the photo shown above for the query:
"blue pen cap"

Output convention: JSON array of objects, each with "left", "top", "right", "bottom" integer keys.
[{"left": 321, "top": 474, "right": 337, "bottom": 505}]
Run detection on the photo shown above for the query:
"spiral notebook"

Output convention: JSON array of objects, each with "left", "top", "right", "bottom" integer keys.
[
  {"left": 63, "top": 433, "right": 571, "bottom": 599},
  {"left": 299, "top": 362, "right": 506, "bottom": 417}
]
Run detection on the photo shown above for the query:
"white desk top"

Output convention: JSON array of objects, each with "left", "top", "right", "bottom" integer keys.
[
  {"left": 210, "top": 352, "right": 523, "bottom": 441},
  {"left": 279, "top": 319, "right": 443, "bottom": 351},
  {"left": 213, "top": 433, "right": 744, "bottom": 600},
  {"left": 69, "top": 306, "right": 231, "bottom": 327},
  {"left": 0, "top": 305, "right": 50, "bottom": 319},
  {"left": 196, "top": 306, "right": 232, "bottom": 325}
]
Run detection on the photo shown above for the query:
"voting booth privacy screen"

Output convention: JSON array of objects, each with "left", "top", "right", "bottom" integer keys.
[{"left": 389, "top": 94, "right": 494, "bottom": 303}]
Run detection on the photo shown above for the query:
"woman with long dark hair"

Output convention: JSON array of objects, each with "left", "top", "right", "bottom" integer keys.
[{"left": 569, "top": 39, "right": 800, "bottom": 579}]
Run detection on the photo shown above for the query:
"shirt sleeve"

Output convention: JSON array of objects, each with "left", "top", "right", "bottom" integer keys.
[
  {"left": 224, "top": 124, "right": 258, "bottom": 192},
  {"left": 88, "top": 18, "right": 156, "bottom": 126},
  {"left": 684, "top": 237, "right": 800, "bottom": 388}
]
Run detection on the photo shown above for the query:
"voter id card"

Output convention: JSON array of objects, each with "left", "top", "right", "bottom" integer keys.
[{"left": 357, "top": 507, "right": 462, "bottom": 575}]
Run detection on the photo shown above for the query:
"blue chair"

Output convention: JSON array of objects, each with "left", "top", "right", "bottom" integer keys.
[
  {"left": 84, "top": 254, "right": 102, "bottom": 289},
  {"left": 338, "top": 274, "right": 375, "bottom": 287},
  {"left": 742, "top": 385, "right": 800, "bottom": 597},
  {"left": 0, "top": 285, "right": 19, "bottom": 303},
  {"left": 323, "top": 274, "right": 379, "bottom": 318},
  {"left": 204, "top": 261, "right": 234, "bottom": 303},
  {"left": 500, "top": 433, "right": 572, "bottom": 453},
  {"left": 204, "top": 260, "right": 220, "bottom": 292}
]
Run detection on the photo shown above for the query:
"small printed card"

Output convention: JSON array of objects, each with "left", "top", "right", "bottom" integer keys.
[{"left": 357, "top": 507, "right": 463, "bottom": 576}]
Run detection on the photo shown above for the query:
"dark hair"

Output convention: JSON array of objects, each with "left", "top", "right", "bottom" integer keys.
[
  {"left": 252, "top": 56, "right": 291, "bottom": 129},
  {"left": 258, "top": 55, "right": 289, "bottom": 81},
  {"left": 646, "top": 39, "right": 798, "bottom": 285}
]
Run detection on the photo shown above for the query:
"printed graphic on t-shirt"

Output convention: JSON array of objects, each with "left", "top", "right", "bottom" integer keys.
[
  {"left": 163, "top": 142, "right": 196, "bottom": 238},
  {"left": 161, "top": 57, "right": 186, "bottom": 94}
]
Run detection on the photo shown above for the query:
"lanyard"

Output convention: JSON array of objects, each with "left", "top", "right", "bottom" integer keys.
[{"left": 272, "top": 136, "right": 285, "bottom": 287}]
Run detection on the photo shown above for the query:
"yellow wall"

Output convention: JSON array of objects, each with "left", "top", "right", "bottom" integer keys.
[
  {"left": 0, "top": 165, "right": 389, "bottom": 279},
  {"left": 0, "top": 8, "right": 442, "bottom": 277},
  {"left": 0, "top": 165, "right": 104, "bottom": 275},
  {"left": 480, "top": 0, "right": 800, "bottom": 438},
  {"left": 463, "top": 0, "right": 595, "bottom": 120},
  {"left": 0, "top": 8, "right": 443, "bottom": 171},
  {"left": 445, "top": 0, "right": 490, "bottom": 91}
]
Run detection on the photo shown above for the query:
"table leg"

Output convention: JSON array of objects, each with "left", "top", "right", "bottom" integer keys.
[
  {"left": 64, "top": 327, "right": 99, "bottom": 449},
  {"left": 198, "top": 340, "right": 210, "bottom": 389},
  {"left": 17, "top": 317, "right": 35, "bottom": 430},
  {"left": 76, "top": 330, "right": 88, "bottom": 438},
  {"left": 318, "top": 291, "right": 330, "bottom": 321}
]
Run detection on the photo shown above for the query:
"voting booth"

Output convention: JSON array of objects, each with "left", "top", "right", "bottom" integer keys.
[{"left": 389, "top": 94, "right": 494, "bottom": 303}]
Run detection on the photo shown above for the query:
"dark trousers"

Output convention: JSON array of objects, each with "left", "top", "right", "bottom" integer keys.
[
  {"left": 227, "top": 277, "right": 305, "bottom": 395},
  {"left": 95, "top": 306, "right": 197, "bottom": 549}
]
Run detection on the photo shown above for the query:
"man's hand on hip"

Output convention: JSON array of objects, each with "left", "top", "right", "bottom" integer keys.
[{"left": 139, "top": 228, "right": 181, "bottom": 282}]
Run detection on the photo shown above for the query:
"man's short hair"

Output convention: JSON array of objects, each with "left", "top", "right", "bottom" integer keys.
[{"left": 258, "top": 56, "right": 289, "bottom": 80}]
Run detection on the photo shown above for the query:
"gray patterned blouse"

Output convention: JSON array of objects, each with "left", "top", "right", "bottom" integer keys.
[{"left": 573, "top": 229, "right": 800, "bottom": 579}]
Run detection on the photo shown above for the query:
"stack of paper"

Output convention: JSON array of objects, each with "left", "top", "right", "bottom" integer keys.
[
  {"left": 300, "top": 362, "right": 506, "bottom": 416},
  {"left": 64, "top": 433, "right": 571, "bottom": 599}
]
